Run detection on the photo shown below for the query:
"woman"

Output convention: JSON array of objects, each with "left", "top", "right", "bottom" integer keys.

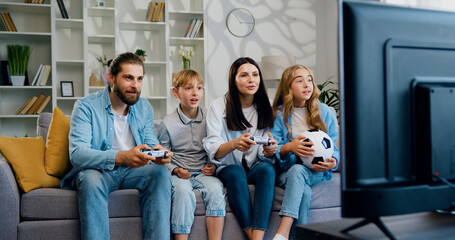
[{"left": 203, "top": 57, "right": 277, "bottom": 240}]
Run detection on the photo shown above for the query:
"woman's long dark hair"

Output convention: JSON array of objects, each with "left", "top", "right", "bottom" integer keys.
[{"left": 225, "top": 57, "right": 274, "bottom": 131}]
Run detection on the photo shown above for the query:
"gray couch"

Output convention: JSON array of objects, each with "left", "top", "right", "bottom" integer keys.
[{"left": 0, "top": 112, "right": 341, "bottom": 240}]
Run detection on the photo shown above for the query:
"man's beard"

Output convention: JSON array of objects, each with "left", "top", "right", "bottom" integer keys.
[{"left": 113, "top": 80, "right": 141, "bottom": 105}]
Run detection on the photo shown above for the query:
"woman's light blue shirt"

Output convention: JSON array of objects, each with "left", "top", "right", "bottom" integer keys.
[
  {"left": 270, "top": 103, "right": 340, "bottom": 180},
  {"left": 203, "top": 97, "right": 274, "bottom": 175}
]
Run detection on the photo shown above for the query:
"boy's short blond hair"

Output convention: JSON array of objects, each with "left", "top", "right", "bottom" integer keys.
[{"left": 172, "top": 69, "right": 204, "bottom": 88}]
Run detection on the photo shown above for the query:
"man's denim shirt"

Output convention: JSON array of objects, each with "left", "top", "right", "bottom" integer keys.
[{"left": 60, "top": 87, "right": 159, "bottom": 189}]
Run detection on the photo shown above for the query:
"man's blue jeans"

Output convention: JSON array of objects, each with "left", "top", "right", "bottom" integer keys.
[
  {"left": 75, "top": 163, "right": 172, "bottom": 240},
  {"left": 217, "top": 162, "right": 275, "bottom": 231}
]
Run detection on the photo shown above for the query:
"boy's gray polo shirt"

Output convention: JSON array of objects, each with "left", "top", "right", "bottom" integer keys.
[{"left": 158, "top": 106, "right": 208, "bottom": 173}]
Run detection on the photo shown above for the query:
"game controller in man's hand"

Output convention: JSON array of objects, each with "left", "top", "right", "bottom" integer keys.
[{"left": 142, "top": 150, "right": 168, "bottom": 158}]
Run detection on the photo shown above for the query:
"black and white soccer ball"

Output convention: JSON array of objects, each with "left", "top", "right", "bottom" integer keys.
[{"left": 298, "top": 130, "right": 334, "bottom": 168}]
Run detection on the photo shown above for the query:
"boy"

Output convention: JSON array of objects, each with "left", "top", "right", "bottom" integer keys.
[{"left": 158, "top": 69, "right": 225, "bottom": 240}]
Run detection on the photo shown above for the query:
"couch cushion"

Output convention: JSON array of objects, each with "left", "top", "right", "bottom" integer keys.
[
  {"left": 45, "top": 107, "right": 71, "bottom": 178},
  {"left": 0, "top": 136, "right": 60, "bottom": 192},
  {"left": 196, "top": 173, "right": 341, "bottom": 216},
  {"left": 21, "top": 188, "right": 142, "bottom": 220}
]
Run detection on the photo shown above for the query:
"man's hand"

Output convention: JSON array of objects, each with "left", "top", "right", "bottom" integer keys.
[
  {"left": 173, "top": 168, "right": 191, "bottom": 179},
  {"left": 201, "top": 163, "right": 216, "bottom": 176},
  {"left": 115, "top": 144, "right": 154, "bottom": 168},
  {"left": 152, "top": 144, "right": 173, "bottom": 165}
]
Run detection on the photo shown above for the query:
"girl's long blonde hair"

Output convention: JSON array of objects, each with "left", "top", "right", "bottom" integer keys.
[{"left": 272, "top": 64, "right": 326, "bottom": 140}]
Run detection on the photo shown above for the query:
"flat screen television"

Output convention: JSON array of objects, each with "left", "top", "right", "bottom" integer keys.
[{"left": 339, "top": 0, "right": 455, "bottom": 238}]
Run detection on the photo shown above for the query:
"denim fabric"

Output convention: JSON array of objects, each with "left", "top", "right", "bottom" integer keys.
[
  {"left": 203, "top": 97, "right": 274, "bottom": 175},
  {"left": 270, "top": 103, "right": 340, "bottom": 174},
  {"left": 217, "top": 162, "right": 275, "bottom": 231},
  {"left": 277, "top": 164, "right": 326, "bottom": 238},
  {"left": 171, "top": 172, "right": 225, "bottom": 234},
  {"left": 62, "top": 87, "right": 159, "bottom": 189},
  {"left": 75, "top": 164, "right": 171, "bottom": 240}
]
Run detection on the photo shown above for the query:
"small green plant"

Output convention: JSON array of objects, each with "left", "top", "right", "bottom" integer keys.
[
  {"left": 97, "top": 54, "right": 108, "bottom": 66},
  {"left": 134, "top": 49, "right": 147, "bottom": 58},
  {"left": 318, "top": 76, "right": 339, "bottom": 114},
  {"left": 7, "top": 45, "right": 31, "bottom": 76}
]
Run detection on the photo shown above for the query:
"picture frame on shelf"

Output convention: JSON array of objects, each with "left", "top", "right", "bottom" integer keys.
[{"left": 61, "top": 81, "right": 74, "bottom": 97}]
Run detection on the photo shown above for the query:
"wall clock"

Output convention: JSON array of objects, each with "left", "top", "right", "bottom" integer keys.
[{"left": 226, "top": 8, "right": 255, "bottom": 37}]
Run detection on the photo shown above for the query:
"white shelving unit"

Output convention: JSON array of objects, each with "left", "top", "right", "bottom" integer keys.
[{"left": 0, "top": 0, "right": 206, "bottom": 137}]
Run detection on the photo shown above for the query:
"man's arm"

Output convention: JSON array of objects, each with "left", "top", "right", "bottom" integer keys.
[{"left": 69, "top": 100, "right": 117, "bottom": 170}]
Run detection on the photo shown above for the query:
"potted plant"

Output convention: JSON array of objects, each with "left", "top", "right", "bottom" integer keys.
[
  {"left": 7, "top": 44, "right": 31, "bottom": 86},
  {"left": 134, "top": 49, "right": 147, "bottom": 61},
  {"left": 179, "top": 45, "right": 194, "bottom": 69},
  {"left": 318, "top": 76, "right": 339, "bottom": 114}
]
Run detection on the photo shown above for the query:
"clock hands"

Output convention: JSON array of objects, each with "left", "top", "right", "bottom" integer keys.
[{"left": 234, "top": 14, "right": 254, "bottom": 24}]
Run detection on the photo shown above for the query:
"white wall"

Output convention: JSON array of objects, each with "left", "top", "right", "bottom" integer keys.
[{"left": 205, "top": 0, "right": 329, "bottom": 103}]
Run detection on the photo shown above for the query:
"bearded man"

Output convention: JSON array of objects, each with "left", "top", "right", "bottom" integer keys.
[{"left": 61, "top": 52, "right": 172, "bottom": 240}]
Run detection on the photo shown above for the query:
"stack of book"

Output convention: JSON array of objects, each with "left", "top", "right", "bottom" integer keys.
[
  {"left": 146, "top": 1, "right": 165, "bottom": 22},
  {"left": 0, "top": 12, "right": 17, "bottom": 32},
  {"left": 184, "top": 19, "right": 203, "bottom": 38},
  {"left": 30, "top": 64, "right": 51, "bottom": 86},
  {"left": 24, "top": 0, "right": 45, "bottom": 3},
  {"left": 15, "top": 94, "right": 52, "bottom": 115}
]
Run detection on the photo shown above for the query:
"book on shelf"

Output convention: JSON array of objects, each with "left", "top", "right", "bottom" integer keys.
[
  {"left": 0, "top": 13, "right": 7, "bottom": 31},
  {"left": 35, "top": 95, "right": 51, "bottom": 115},
  {"left": 146, "top": 1, "right": 156, "bottom": 22},
  {"left": 25, "top": 0, "right": 43, "bottom": 3},
  {"left": 19, "top": 96, "right": 38, "bottom": 115},
  {"left": 15, "top": 97, "right": 32, "bottom": 115},
  {"left": 39, "top": 65, "right": 51, "bottom": 86},
  {"left": 184, "top": 19, "right": 195, "bottom": 37},
  {"left": 5, "top": 13, "right": 17, "bottom": 32},
  {"left": 155, "top": 2, "right": 165, "bottom": 22},
  {"left": 0, "top": 13, "right": 16, "bottom": 32},
  {"left": 57, "top": 0, "right": 69, "bottom": 19},
  {"left": 31, "top": 64, "right": 43, "bottom": 86},
  {"left": 193, "top": 19, "right": 203, "bottom": 37},
  {"left": 190, "top": 19, "right": 202, "bottom": 38},
  {"left": 27, "top": 94, "right": 46, "bottom": 115},
  {"left": 184, "top": 19, "right": 203, "bottom": 38}
]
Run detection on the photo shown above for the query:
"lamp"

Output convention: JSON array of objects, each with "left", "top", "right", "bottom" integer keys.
[
  {"left": 261, "top": 56, "right": 296, "bottom": 103},
  {"left": 261, "top": 55, "right": 296, "bottom": 80}
]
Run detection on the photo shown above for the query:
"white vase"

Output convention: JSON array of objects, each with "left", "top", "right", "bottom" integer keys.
[
  {"left": 11, "top": 75, "right": 25, "bottom": 86},
  {"left": 101, "top": 66, "right": 109, "bottom": 86}
]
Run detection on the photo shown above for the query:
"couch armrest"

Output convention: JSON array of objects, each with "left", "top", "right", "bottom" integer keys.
[{"left": 0, "top": 156, "right": 20, "bottom": 240}]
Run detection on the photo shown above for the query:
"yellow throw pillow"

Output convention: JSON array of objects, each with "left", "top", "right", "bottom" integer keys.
[
  {"left": 0, "top": 136, "right": 60, "bottom": 192},
  {"left": 45, "top": 107, "right": 71, "bottom": 178}
]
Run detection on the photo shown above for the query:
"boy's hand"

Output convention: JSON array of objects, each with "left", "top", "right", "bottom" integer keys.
[
  {"left": 174, "top": 168, "right": 191, "bottom": 179},
  {"left": 263, "top": 131, "right": 278, "bottom": 158},
  {"left": 116, "top": 144, "right": 154, "bottom": 168},
  {"left": 312, "top": 157, "right": 337, "bottom": 172},
  {"left": 201, "top": 163, "right": 216, "bottom": 176},
  {"left": 152, "top": 144, "right": 173, "bottom": 165}
]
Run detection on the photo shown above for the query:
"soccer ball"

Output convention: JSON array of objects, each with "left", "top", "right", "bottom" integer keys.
[{"left": 298, "top": 130, "right": 334, "bottom": 168}]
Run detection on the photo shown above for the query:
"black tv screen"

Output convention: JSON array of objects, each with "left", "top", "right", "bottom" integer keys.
[{"left": 339, "top": 0, "right": 455, "bottom": 220}]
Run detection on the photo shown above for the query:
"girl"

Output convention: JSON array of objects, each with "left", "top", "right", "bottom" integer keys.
[
  {"left": 203, "top": 57, "right": 277, "bottom": 240},
  {"left": 270, "top": 65, "right": 340, "bottom": 240}
]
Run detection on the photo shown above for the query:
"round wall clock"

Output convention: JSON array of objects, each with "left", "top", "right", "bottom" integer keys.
[{"left": 226, "top": 8, "right": 255, "bottom": 38}]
